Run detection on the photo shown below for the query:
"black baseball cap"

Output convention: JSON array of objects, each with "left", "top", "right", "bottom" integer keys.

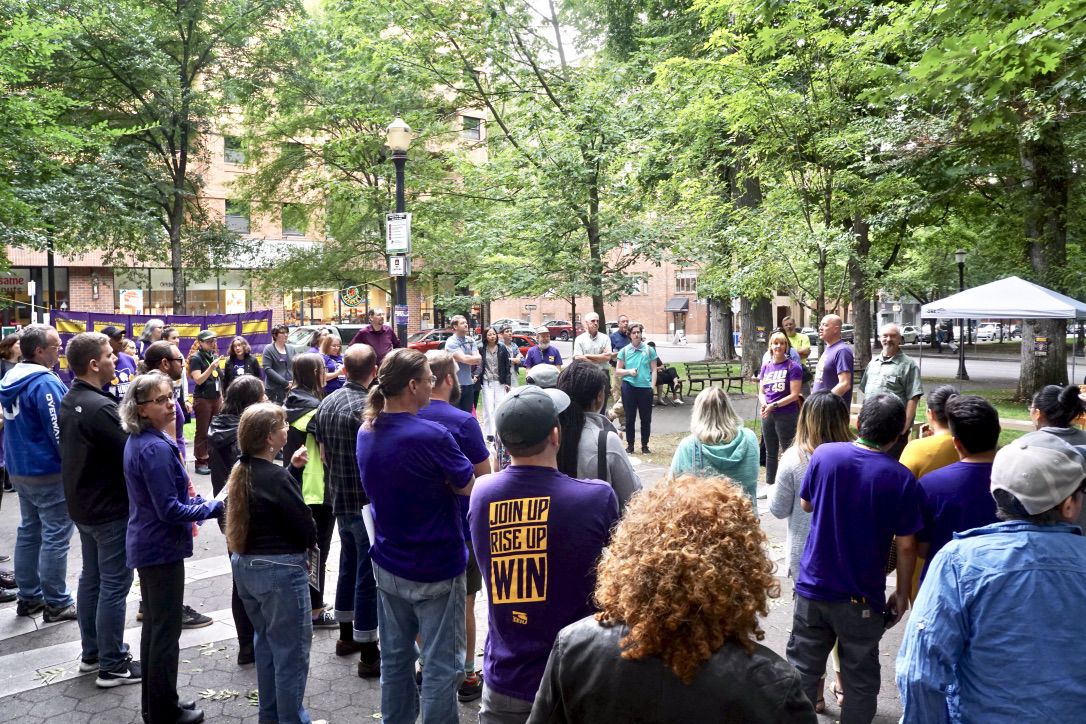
[
  {"left": 100, "top": 325, "right": 125, "bottom": 339},
  {"left": 495, "top": 386, "right": 570, "bottom": 448}
]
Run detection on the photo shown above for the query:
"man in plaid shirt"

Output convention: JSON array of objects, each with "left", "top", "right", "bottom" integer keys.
[{"left": 314, "top": 342, "right": 381, "bottom": 677}]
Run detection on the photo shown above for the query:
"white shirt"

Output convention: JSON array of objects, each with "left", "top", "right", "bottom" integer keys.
[{"left": 573, "top": 332, "right": 613, "bottom": 372}]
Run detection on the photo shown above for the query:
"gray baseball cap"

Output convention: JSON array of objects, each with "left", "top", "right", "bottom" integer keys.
[
  {"left": 525, "top": 363, "right": 559, "bottom": 389},
  {"left": 991, "top": 431, "right": 1086, "bottom": 514},
  {"left": 496, "top": 385, "right": 570, "bottom": 448}
]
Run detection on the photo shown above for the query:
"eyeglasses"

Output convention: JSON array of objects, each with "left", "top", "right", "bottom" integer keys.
[
  {"left": 137, "top": 394, "right": 173, "bottom": 406},
  {"left": 171, "top": 357, "right": 184, "bottom": 363},
  {"left": 418, "top": 375, "right": 437, "bottom": 385}
]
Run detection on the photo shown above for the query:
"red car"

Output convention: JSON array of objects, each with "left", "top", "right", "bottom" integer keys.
[
  {"left": 407, "top": 329, "right": 454, "bottom": 352},
  {"left": 544, "top": 320, "right": 582, "bottom": 341},
  {"left": 511, "top": 334, "right": 537, "bottom": 356}
]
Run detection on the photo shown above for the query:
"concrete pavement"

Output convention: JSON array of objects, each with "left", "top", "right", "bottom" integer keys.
[{"left": 0, "top": 416, "right": 908, "bottom": 723}]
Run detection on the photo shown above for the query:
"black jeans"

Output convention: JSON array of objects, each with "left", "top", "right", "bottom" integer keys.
[
  {"left": 621, "top": 383, "right": 654, "bottom": 448},
  {"left": 786, "top": 594, "right": 886, "bottom": 724},
  {"left": 762, "top": 409, "right": 799, "bottom": 486},
  {"left": 455, "top": 383, "right": 476, "bottom": 415},
  {"left": 138, "top": 560, "right": 185, "bottom": 724},
  {"left": 309, "top": 503, "right": 335, "bottom": 611}
]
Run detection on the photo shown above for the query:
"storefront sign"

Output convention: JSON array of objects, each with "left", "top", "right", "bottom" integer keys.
[
  {"left": 119, "top": 289, "right": 144, "bottom": 314},
  {"left": 0, "top": 274, "right": 27, "bottom": 293},
  {"left": 341, "top": 285, "right": 364, "bottom": 308},
  {"left": 224, "top": 289, "right": 247, "bottom": 313}
]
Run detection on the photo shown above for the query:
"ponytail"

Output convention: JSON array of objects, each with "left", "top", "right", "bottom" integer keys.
[
  {"left": 1032, "top": 384, "right": 1086, "bottom": 428},
  {"left": 224, "top": 460, "right": 252, "bottom": 553},
  {"left": 363, "top": 348, "right": 427, "bottom": 427}
]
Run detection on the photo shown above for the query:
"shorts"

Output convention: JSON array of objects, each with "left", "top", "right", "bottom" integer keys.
[{"left": 466, "top": 541, "right": 482, "bottom": 596}]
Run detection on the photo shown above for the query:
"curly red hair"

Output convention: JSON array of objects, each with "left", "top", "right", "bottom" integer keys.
[{"left": 594, "top": 475, "right": 779, "bottom": 683}]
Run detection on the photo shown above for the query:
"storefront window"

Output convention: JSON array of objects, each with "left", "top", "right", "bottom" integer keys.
[{"left": 0, "top": 267, "right": 69, "bottom": 324}]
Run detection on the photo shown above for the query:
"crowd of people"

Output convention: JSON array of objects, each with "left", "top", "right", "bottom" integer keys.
[{"left": 1, "top": 311, "right": 1086, "bottom": 724}]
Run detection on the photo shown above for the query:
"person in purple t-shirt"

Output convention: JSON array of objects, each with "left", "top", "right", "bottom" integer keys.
[
  {"left": 916, "top": 395, "right": 999, "bottom": 582},
  {"left": 469, "top": 385, "right": 619, "bottom": 724},
  {"left": 101, "top": 325, "right": 137, "bottom": 400},
  {"left": 758, "top": 331, "right": 804, "bottom": 486},
  {"left": 418, "top": 350, "right": 493, "bottom": 702},
  {"left": 356, "top": 348, "right": 475, "bottom": 724},
  {"left": 348, "top": 308, "right": 402, "bottom": 366},
  {"left": 812, "top": 314, "right": 854, "bottom": 408},
  {"left": 787, "top": 393, "right": 923, "bottom": 723}
]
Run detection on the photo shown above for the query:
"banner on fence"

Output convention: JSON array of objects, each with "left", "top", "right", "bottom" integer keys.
[{"left": 50, "top": 310, "right": 273, "bottom": 384}]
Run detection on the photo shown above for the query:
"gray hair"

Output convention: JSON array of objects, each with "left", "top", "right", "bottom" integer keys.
[
  {"left": 20, "top": 324, "right": 54, "bottom": 361},
  {"left": 690, "top": 386, "right": 743, "bottom": 445},
  {"left": 119, "top": 371, "right": 173, "bottom": 435},
  {"left": 138, "top": 319, "right": 165, "bottom": 344},
  {"left": 583, "top": 312, "right": 600, "bottom": 323}
]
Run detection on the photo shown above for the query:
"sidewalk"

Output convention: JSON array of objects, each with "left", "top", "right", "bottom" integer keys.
[{"left": 0, "top": 425, "right": 905, "bottom": 724}]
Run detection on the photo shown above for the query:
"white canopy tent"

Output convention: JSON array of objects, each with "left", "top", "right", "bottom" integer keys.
[{"left": 919, "top": 276, "right": 1086, "bottom": 381}]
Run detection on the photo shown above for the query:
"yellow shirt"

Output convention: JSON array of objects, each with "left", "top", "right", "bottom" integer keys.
[
  {"left": 899, "top": 432, "right": 958, "bottom": 480},
  {"left": 787, "top": 332, "right": 811, "bottom": 357}
]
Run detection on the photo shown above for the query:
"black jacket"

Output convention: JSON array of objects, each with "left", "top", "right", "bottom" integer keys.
[
  {"left": 59, "top": 380, "right": 130, "bottom": 525},
  {"left": 208, "top": 412, "right": 241, "bottom": 497},
  {"left": 236, "top": 458, "right": 316, "bottom": 555},
  {"left": 529, "top": 616, "right": 816, "bottom": 724},
  {"left": 223, "top": 355, "right": 262, "bottom": 392},
  {"left": 479, "top": 343, "right": 511, "bottom": 386}
]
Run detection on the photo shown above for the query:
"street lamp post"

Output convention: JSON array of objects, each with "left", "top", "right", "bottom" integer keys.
[
  {"left": 955, "top": 249, "right": 969, "bottom": 380},
  {"left": 386, "top": 117, "right": 413, "bottom": 347}
]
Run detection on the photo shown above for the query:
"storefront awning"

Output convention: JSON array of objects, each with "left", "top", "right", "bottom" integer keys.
[{"left": 665, "top": 296, "right": 690, "bottom": 313}]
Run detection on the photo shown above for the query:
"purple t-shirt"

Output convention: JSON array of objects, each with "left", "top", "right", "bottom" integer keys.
[
  {"left": 417, "top": 399, "right": 491, "bottom": 540},
  {"left": 917, "top": 461, "right": 997, "bottom": 580},
  {"left": 322, "top": 354, "right": 344, "bottom": 394},
  {"left": 758, "top": 359, "right": 803, "bottom": 414},
  {"left": 524, "top": 345, "right": 562, "bottom": 368},
  {"left": 468, "top": 465, "right": 618, "bottom": 701},
  {"left": 813, "top": 340, "right": 854, "bottom": 408},
  {"left": 797, "top": 442, "right": 923, "bottom": 610},
  {"left": 106, "top": 352, "right": 138, "bottom": 400},
  {"left": 357, "top": 412, "right": 474, "bottom": 582}
]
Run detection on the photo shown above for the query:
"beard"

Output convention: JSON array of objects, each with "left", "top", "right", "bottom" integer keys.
[
  {"left": 448, "top": 375, "right": 462, "bottom": 406},
  {"left": 539, "top": 341, "right": 550, "bottom": 350}
]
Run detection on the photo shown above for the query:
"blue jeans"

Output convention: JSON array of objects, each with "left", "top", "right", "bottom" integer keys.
[
  {"left": 334, "top": 514, "right": 378, "bottom": 642},
  {"left": 76, "top": 518, "right": 133, "bottom": 671},
  {"left": 13, "top": 479, "right": 74, "bottom": 608},
  {"left": 374, "top": 563, "right": 465, "bottom": 724},
  {"left": 232, "top": 552, "right": 314, "bottom": 724}
]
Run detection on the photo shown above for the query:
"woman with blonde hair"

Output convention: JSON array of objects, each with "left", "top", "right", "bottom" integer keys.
[
  {"left": 758, "top": 331, "right": 804, "bottom": 486},
  {"left": 669, "top": 386, "right": 759, "bottom": 505},
  {"left": 226, "top": 403, "right": 318, "bottom": 724},
  {"left": 768, "top": 390, "right": 852, "bottom": 713},
  {"left": 530, "top": 475, "right": 815, "bottom": 722}
]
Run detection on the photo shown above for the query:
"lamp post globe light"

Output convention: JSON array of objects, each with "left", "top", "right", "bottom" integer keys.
[
  {"left": 955, "top": 248, "right": 969, "bottom": 381},
  {"left": 386, "top": 117, "right": 413, "bottom": 346}
]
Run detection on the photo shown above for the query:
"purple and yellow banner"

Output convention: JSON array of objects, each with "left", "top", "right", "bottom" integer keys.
[{"left": 51, "top": 310, "right": 273, "bottom": 384}]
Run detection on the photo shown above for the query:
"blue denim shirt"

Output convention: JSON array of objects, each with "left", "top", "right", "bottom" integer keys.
[
  {"left": 124, "top": 428, "right": 221, "bottom": 569},
  {"left": 896, "top": 520, "right": 1086, "bottom": 723}
]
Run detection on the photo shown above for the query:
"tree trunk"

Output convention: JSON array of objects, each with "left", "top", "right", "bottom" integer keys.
[
  {"left": 849, "top": 216, "right": 873, "bottom": 369},
  {"left": 1016, "top": 122, "right": 1070, "bottom": 399},
  {"left": 723, "top": 304, "right": 736, "bottom": 359},
  {"left": 707, "top": 297, "right": 728, "bottom": 358},
  {"left": 739, "top": 296, "right": 773, "bottom": 378}
]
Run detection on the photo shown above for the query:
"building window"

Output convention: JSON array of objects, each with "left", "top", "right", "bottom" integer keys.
[
  {"left": 675, "top": 270, "right": 697, "bottom": 294},
  {"left": 281, "top": 203, "right": 307, "bottom": 237},
  {"left": 462, "top": 116, "right": 483, "bottom": 141},
  {"left": 627, "top": 276, "right": 647, "bottom": 295},
  {"left": 225, "top": 200, "right": 250, "bottom": 234},
  {"left": 281, "top": 142, "right": 305, "bottom": 169},
  {"left": 224, "top": 135, "right": 246, "bottom": 165}
]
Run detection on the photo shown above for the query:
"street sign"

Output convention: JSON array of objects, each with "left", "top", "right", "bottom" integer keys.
[
  {"left": 386, "top": 213, "right": 411, "bottom": 254},
  {"left": 524, "top": 304, "right": 537, "bottom": 311},
  {"left": 389, "top": 255, "right": 411, "bottom": 277}
]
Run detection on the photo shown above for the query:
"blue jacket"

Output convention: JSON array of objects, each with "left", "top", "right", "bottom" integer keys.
[
  {"left": 124, "top": 428, "right": 222, "bottom": 569},
  {"left": 0, "top": 362, "right": 67, "bottom": 480},
  {"left": 897, "top": 520, "right": 1086, "bottom": 723}
]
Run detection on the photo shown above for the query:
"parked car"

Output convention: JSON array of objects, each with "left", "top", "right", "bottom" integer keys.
[
  {"left": 511, "top": 334, "right": 537, "bottom": 356},
  {"left": 407, "top": 328, "right": 454, "bottom": 352},
  {"left": 544, "top": 319, "right": 583, "bottom": 341},
  {"left": 840, "top": 323, "right": 855, "bottom": 343},
  {"left": 976, "top": 323, "right": 1002, "bottom": 342},
  {"left": 287, "top": 324, "right": 366, "bottom": 353},
  {"left": 801, "top": 327, "right": 819, "bottom": 346},
  {"left": 491, "top": 318, "right": 530, "bottom": 330},
  {"left": 900, "top": 325, "right": 921, "bottom": 344},
  {"left": 606, "top": 321, "right": 642, "bottom": 335}
]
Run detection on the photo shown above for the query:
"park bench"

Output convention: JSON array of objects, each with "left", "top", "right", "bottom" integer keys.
[{"left": 681, "top": 360, "right": 746, "bottom": 397}]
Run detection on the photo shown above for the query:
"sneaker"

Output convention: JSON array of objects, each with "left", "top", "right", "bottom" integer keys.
[
  {"left": 675, "top": 397, "right": 684, "bottom": 405},
  {"left": 311, "top": 610, "right": 337, "bottom": 628},
  {"left": 43, "top": 603, "right": 78, "bottom": 623},
  {"left": 194, "top": 465, "right": 211, "bottom": 475},
  {"left": 181, "top": 605, "right": 213, "bottom": 629},
  {"left": 458, "top": 671, "right": 483, "bottom": 702},
  {"left": 78, "top": 656, "right": 99, "bottom": 673},
  {"left": 16, "top": 598, "right": 45, "bottom": 617},
  {"left": 96, "top": 658, "right": 142, "bottom": 688},
  {"left": 0, "top": 553, "right": 10, "bottom": 563},
  {"left": 641, "top": 446, "right": 651, "bottom": 455},
  {"left": 415, "top": 665, "right": 423, "bottom": 688},
  {"left": 625, "top": 445, "right": 634, "bottom": 454}
]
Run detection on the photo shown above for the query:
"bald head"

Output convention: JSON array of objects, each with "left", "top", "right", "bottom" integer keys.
[
  {"left": 344, "top": 343, "right": 377, "bottom": 384},
  {"left": 819, "top": 314, "right": 842, "bottom": 344}
]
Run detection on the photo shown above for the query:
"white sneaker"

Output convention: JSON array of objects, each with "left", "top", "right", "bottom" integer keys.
[{"left": 674, "top": 398, "right": 684, "bottom": 405}]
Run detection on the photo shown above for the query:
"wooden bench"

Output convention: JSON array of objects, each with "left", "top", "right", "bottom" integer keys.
[{"left": 681, "top": 361, "right": 746, "bottom": 396}]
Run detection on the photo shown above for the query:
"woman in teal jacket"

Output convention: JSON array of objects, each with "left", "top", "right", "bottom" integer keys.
[{"left": 669, "top": 386, "right": 759, "bottom": 507}]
